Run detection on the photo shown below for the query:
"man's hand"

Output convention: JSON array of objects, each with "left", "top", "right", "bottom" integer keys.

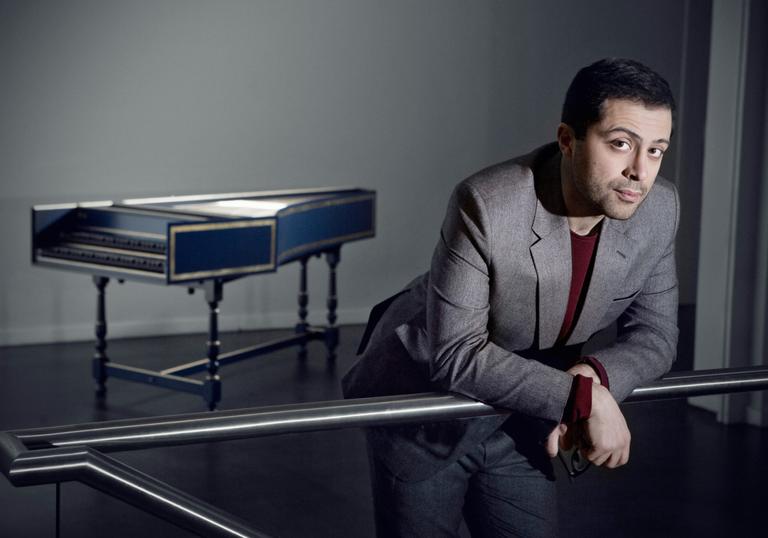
[
  {"left": 547, "top": 364, "right": 631, "bottom": 467},
  {"left": 546, "top": 364, "right": 600, "bottom": 458},
  {"left": 545, "top": 423, "right": 567, "bottom": 458},
  {"left": 581, "top": 383, "right": 631, "bottom": 468}
]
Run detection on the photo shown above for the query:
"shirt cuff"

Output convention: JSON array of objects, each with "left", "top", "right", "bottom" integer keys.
[
  {"left": 578, "top": 356, "right": 610, "bottom": 390},
  {"left": 561, "top": 374, "right": 592, "bottom": 424}
]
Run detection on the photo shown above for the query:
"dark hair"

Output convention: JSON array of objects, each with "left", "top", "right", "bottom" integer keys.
[{"left": 562, "top": 58, "right": 675, "bottom": 139}]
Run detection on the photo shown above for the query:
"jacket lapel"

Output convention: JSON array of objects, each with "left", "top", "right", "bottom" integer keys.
[
  {"left": 566, "top": 219, "right": 635, "bottom": 345},
  {"left": 530, "top": 198, "right": 571, "bottom": 349}
]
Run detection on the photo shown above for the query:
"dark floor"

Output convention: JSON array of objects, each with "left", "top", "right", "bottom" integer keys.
[{"left": 0, "top": 314, "right": 766, "bottom": 537}]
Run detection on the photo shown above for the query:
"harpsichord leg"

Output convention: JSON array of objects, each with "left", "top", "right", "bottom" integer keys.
[
  {"left": 324, "top": 248, "right": 340, "bottom": 361},
  {"left": 203, "top": 280, "right": 223, "bottom": 411},
  {"left": 295, "top": 256, "right": 310, "bottom": 361},
  {"left": 92, "top": 276, "right": 110, "bottom": 398}
]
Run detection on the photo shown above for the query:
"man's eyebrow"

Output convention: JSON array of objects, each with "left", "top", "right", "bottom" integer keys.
[{"left": 603, "top": 126, "right": 670, "bottom": 146}]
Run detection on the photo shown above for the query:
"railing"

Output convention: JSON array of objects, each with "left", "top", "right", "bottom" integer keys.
[{"left": 2, "top": 366, "right": 768, "bottom": 537}]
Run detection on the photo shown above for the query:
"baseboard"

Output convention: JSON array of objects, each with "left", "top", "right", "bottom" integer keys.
[{"left": 0, "top": 308, "right": 371, "bottom": 347}]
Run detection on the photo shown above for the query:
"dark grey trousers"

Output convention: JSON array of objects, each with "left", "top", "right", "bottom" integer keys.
[{"left": 369, "top": 427, "right": 558, "bottom": 538}]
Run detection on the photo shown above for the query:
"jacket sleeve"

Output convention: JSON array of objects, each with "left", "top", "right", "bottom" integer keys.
[
  {"left": 591, "top": 185, "right": 681, "bottom": 402},
  {"left": 396, "top": 181, "right": 574, "bottom": 423}
]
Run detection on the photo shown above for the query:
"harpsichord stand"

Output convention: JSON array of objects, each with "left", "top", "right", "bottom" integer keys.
[{"left": 92, "top": 247, "right": 341, "bottom": 411}]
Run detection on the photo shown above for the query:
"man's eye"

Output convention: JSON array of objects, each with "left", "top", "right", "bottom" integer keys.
[
  {"left": 649, "top": 147, "right": 665, "bottom": 158},
  {"left": 611, "top": 140, "right": 630, "bottom": 150}
]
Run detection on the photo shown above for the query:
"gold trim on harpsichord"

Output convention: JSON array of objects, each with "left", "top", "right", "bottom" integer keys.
[
  {"left": 278, "top": 229, "right": 375, "bottom": 262},
  {"left": 278, "top": 193, "right": 375, "bottom": 218},
  {"left": 275, "top": 193, "right": 376, "bottom": 261},
  {"left": 169, "top": 219, "right": 277, "bottom": 281}
]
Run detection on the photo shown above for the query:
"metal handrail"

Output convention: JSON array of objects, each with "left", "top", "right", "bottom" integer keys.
[
  {"left": 0, "top": 437, "right": 267, "bottom": 538},
  {"left": 2, "top": 365, "right": 768, "bottom": 538},
  {"left": 12, "top": 366, "right": 768, "bottom": 452}
]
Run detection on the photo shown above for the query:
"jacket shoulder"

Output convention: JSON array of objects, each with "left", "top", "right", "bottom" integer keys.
[
  {"left": 454, "top": 145, "right": 554, "bottom": 210},
  {"left": 629, "top": 176, "right": 680, "bottom": 238}
]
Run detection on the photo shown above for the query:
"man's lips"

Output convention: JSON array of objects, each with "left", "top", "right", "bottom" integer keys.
[{"left": 615, "top": 188, "right": 642, "bottom": 202}]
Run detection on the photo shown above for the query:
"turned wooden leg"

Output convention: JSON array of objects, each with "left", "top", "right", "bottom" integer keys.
[
  {"left": 92, "top": 276, "right": 110, "bottom": 398},
  {"left": 324, "top": 248, "right": 340, "bottom": 361}
]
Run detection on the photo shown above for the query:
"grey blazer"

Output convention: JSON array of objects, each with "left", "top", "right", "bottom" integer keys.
[{"left": 342, "top": 143, "right": 680, "bottom": 482}]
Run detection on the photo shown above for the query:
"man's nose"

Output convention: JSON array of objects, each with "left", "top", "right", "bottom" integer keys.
[{"left": 623, "top": 152, "right": 648, "bottom": 182}]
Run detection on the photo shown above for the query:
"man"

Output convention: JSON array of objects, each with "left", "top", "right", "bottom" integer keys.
[{"left": 343, "top": 58, "right": 679, "bottom": 537}]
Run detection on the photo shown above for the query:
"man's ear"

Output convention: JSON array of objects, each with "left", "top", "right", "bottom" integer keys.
[{"left": 557, "top": 123, "right": 575, "bottom": 158}]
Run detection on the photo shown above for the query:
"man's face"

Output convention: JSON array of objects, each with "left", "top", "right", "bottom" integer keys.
[{"left": 562, "top": 98, "right": 673, "bottom": 221}]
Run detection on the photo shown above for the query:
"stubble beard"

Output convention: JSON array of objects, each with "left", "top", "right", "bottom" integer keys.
[
  {"left": 575, "top": 173, "right": 648, "bottom": 221},
  {"left": 565, "top": 155, "right": 648, "bottom": 221},
  {"left": 599, "top": 180, "right": 647, "bottom": 220}
]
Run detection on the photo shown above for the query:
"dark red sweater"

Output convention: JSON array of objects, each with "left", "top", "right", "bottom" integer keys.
[{"left": 558, "top": 229, "right": 610, "bottom": 423}]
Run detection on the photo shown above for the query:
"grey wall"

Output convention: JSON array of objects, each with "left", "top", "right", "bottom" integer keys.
[{"left": 0, "top": 0, "right": 706, "bottom": 346}]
